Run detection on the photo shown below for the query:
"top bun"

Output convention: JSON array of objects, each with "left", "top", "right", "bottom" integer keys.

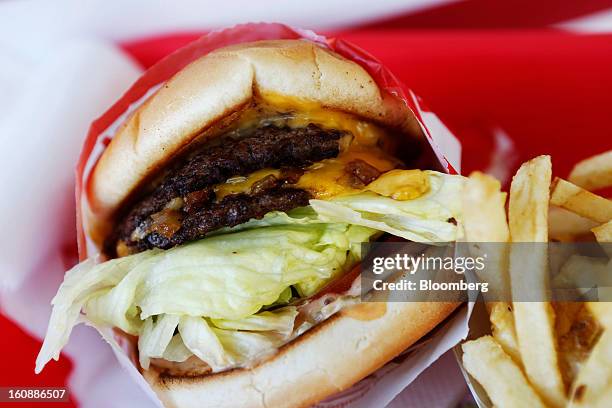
[{"left": 86, "top": 39, "right": 421, "bottom": 245}]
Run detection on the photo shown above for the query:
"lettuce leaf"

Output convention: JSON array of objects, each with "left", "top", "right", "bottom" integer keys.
[
  {"left": 310, "top": 170, "right": 464, "bottom": 243},
  {"left": 178, "top": 316, "right": 229, "bottom": 370},
  {"left": 211, "top": 306, "right": 297, "bottom": 336},
  {"left": 162, "top": 334, "right": 193, "bottom": 362},
  {"left": 35, "top": 250, "right": 159, "bottom": 373},
  {"left": 213, "top": 328, "right": 281, "bottom": 365},
  {"left": 36, "top": 223, "right": 373, "bottom": 372},
  {"left": 138, "top": 306, "right": 298, "bottom": 371},
  {"left": 138, "top": 314, "right": 180, "bottom": 369}
]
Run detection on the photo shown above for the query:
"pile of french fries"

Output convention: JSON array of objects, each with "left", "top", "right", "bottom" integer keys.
[{"left": 461, "top": 150, "right": 612, "bottom": 407}]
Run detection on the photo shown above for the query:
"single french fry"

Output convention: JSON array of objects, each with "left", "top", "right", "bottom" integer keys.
[
  {"left": 462, "top": 336, "right": 546, "bottom": 408},
  {"left": 592, "top": 217, "right": 612, "bottom": 299},
  {"left": 554, "top": 255, "right": 612, "bottom": 290},
  {"left": 550, "top": 178, "right": 612, "bottom": 224},
  {"left": 463, "top": 172, "right": 510, "bottom": 243},
  {"left": 509, "top": 156, "right": 551, "bottom": 242},
  {"left": 569, "top": 331, "right": 612, "bottom": 407},
  {"left": 549, "top": 206, "right": 597, "bottom": 242},
  {"left": 462, "top": 172, "right": 511, "bottom": 302},
  {"left": 593, "top": 220, "right": 612, "bottom": 242},
  {"left": 509, "top": 155, "right": 567, "bottom": 407},
  {"left": 593, "top": 220, "right": 612, "bottom": 240},
  {"left": 513, "top": 303, "right": 567, "bottom": 405},
  {"left": 556, "top": 304, "right": 600, "bottom": 386},
  {"left": 568, "top": 150, "right": 612, "bottom": 191},
  {"left": 587, "top": 302, "right": 612, "bottom": 330},
  {"left": 586, "top": 386, "right": 612, "bottom": 408},
  {"left": 549, "top": 241, "right": 583, "bottom": 282},
  {"left": 489, "top": 302, "right": 521, "bottom": 366},
  {"left": 593, "top": 220, "right": 612, "bottom": 257}
]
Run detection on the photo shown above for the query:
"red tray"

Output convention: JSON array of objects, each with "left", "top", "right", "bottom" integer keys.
[{"left": 3, "top": 28, "right": 612, "bottom": 407}]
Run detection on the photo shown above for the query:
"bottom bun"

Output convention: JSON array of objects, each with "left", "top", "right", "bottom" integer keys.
[{"left": 143, "top": 301, "right": 459, "bottom": 408}]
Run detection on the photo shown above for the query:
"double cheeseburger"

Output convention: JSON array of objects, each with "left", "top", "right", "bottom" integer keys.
[{"left": 37, "top": 39, "right": 464, "bottom": 407}]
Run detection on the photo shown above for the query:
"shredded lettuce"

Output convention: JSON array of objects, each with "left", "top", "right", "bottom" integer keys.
[
  {"left": 211, "top": 307, "right": 298, "bottom": 335},
  {"left": 177, "top": 316, "right": 229, "bottom": 370},
  {"left": 162, "top": 334, "right": 192, "bottom": 362},
  {"left": 213, "top": 327, "right": 282, "bottom": 365},
  {"left": 36, "top": 223, "right": 373, "bottom": 372},
  {"left": 35, "top": 250, "right": 160, "bottom": 372},
  {"left": 137, "top": 306, "right": 298, "bottom": 370},
  {"left": 36, "top": 169, "right": 464, "bottom": 374},
  {"left": 138, "top": 314, "right": 180, "bottom": 369},
  {"left": 310, "top": 170, "right": 464, "bottom": 243}
]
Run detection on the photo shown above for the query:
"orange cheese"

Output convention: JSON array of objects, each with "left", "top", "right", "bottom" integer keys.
[
  {"left": 259, "top": 93, "right": 387, "bottom": 147},
  {"left": 295, "top": 146, "right": 398, "bottom": 199},
  {"left": 212, "top": 94, "right": 406, "bottom": 200},
  {"left": 365, "top": 169, "right": 429, "bottom": 200},
  {"left": 212, "top": 145, "right": 400, "bottom": 201}
]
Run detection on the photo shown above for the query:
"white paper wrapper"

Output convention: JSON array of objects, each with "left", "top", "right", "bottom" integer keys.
[
  {"left": 0, "top": 38, "right": 164, "bottom": 407},
  {"left": 0, "top": 24, "right": 471, "bottom": 408}
]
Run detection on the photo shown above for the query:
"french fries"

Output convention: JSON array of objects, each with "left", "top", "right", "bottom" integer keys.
[
  {"left": 550, "top": 178, "right": 612, "bottom": 223},
  {"left": 461, "top": 172, "right": 521, "bottom": 365},
  {"left": 509, "top": 156, "right": 551, "bottom": 242},
  {"left": 569, "top": 331, "right": 612, "bottom": 407},
  {"left": 554, "top": 255, "right": 612, "bottom": 291},
  {"left": 587, "top": 302, "right": 612, "bottom": 330},
  {"left": 461, "top": 149, "right": 612, "bottom": 408},
  {"left": 462, "top": 336, "right": 546, "bottom": 408},
  {"left": 589, "top": 387, "right": 612, "bottom": 408},
  {"left": 593, "top": 220, "right": 612, "bottom": 242},
  {"left": 593, "top": 220, "right": 612, "bottom": 240},
  {"left": 549, "top": 207, "right": 597, "bottom": 242},
  {"left": 593, "top": 220, "right": 612, "bottom": 257},
  {"left": 489, "top": 302, "right": 521, "bottom": 365},
  {"left": 462, "top": 172, "right": 510, "bottom": 243},
  {"left": 508, "top": 156, "right": 567, "bottom": 408},
  {"left": 462, "top": 172, "right": 511, "bottom": 302},
  {"left": 568, "top": 150, "right": 612, "bottom": 191},
  {"left": 556, "top": 304, "right": 601, "bottom": 390}
]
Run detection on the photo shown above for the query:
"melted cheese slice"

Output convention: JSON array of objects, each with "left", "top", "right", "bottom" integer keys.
[
  {"left": 213, "top": 94, "right": 405, "bottom": 201},
  {"left": 214, "top": 145, "right": 400, "bottom": 201},
  {"left": 295, "top": 146, "right": 398, "bottom": 199},
  {"left": 261, "top": 93, "right": 387, "bottom": 147}
]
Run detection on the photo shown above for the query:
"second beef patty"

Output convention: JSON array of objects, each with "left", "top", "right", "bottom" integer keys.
[{"left": 107, "top": 124, "right": 345, "bottom": 255}]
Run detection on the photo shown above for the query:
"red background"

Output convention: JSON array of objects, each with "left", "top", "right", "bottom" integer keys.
[
  {"left": 123, "top": 29, "right": 612, "bottom": 183},
  {"left": 3, "top": 6, "right": 612, "bottom": 408}
]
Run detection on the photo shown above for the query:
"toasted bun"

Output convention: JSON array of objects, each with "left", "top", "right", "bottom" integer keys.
[
  {"left": 86, "top": 39, "right": 421, "bottom": 244},
  {"left": 143, "top": 301, "right": 458, "bottom": 408}
]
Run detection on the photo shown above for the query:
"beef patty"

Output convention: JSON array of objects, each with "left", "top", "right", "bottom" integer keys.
[
  {"left": 141, "top": 188, "right": 310, "bottom": 251},
  {"left": 107, "top": 124, "right": 345, "bottom": 255}
]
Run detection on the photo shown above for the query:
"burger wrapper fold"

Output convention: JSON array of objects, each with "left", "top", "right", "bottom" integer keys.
[{"left": 46, "top": 23, "right": 472, "bottom": 407}]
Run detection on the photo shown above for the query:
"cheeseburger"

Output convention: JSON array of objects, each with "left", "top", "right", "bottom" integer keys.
[{"left": 37, "top": 39, "right": 465, "bottom": 407}]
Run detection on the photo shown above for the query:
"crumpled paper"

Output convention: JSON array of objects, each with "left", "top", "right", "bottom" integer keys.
[{"left": 0, "top": 23, "right": 470, "bottom": 408}]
